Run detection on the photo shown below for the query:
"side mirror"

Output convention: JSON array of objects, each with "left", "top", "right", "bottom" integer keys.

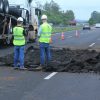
[
  {"left": 35, "top": 8, "right": 41, "bottom": 16},
  {"left": 28, "top": 0, "right": 33, "bottom": 4}
]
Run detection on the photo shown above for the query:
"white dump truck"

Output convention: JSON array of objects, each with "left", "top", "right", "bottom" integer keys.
[{"left": 0, "top": 0, "right": 41, "bottom": 45}]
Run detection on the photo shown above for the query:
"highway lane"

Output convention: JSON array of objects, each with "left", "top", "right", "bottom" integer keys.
[
  {"left": 0, "top": 67, "right": 49, "bottom": 100},
  {"left": 51, "top": 28, "right": 100, "bottom": 49},
  {"left": 1, "top": 28, "right": 100, "bottom": 100},
  {"left": 29, "top": 73, "right": 100, "bottom": 100},
  {"left": 0, "top": 67, "right": 100, "bottom": 100}
]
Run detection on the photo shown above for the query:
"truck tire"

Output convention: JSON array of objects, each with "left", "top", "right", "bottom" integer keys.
[
  {"left": 3, "top": 0, "right": 9, "bottom": 13},
  {"left": 9, "top": 6, "right": 22, "bottom": 17},
  {"left": 0, "top": 0, "right": 3, "bottom": 13}
]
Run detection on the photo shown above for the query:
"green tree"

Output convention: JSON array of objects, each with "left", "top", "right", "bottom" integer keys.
[
  {"left": 62, "top": 10, "right": 75, "bottom": 25},
  {"left": 42, "top": 0, "right": 75, "bottom": 25},
  {"left": 89, "top": 11, "right": 100, "bottom": 25}
]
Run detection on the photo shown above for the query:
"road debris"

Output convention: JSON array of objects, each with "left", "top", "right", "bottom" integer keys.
[{"left": 0, "top": 46, "right": 100, "bottom": 73}]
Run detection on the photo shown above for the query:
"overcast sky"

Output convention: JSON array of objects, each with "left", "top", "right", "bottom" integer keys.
[
  {"left": 37, "top": 0, "right": 100, "bottom": 20},
  {"left": 8, "top": 0, "right": 100, "bottom": 20}
]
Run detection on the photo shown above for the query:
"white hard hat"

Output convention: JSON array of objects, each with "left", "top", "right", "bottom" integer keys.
[
  {"left": 17, "top": 17, "right": 23, "bottom": 22},
  {"left": 41, "top": 14, "right": 47, "bottom": 20}
]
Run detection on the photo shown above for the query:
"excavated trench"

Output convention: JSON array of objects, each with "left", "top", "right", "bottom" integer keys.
[{"left": 1, "top": 46, "right": 100, "bottom": 73}]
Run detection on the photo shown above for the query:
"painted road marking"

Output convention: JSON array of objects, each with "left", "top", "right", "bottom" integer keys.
[
  {"left": 89, "top": 43, "right": 95, "bottom": 47},
  {"left": 67, "top": 36, "right": 72, "bottom": 38},
  {"left": 44, "top": 72, "right": 58, "bottom": 80}
]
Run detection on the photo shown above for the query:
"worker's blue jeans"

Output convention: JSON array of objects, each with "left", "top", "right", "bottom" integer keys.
[
  {"left": 39, "top": 43, "right": 51, "bottom": 66},
  {"left": 14, "top": 46, "right": 25, "bottom": 68}
]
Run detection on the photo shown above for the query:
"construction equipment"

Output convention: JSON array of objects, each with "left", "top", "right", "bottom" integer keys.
[{"left": 0, "top": 0, "right": 41, "bottom": 45}]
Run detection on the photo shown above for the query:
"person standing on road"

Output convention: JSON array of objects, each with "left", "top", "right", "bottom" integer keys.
[
  {"left": 36, "top": 14, "right": 52, "bottom": 70},
  {"left": 13, "top": 17, "right": 27, "bottom": 70}
]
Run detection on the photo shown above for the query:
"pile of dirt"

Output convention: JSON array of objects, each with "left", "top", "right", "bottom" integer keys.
[{"left": 1, "top": 46, "right": 100, "bottom": 73}]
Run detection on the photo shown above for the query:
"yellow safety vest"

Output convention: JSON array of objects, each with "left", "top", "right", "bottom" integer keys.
[
  {"left": 39, "top": 23, "right": 52, "bottom": 43},
  {"left": 13, "top": 26, "right": 25, "bottom": 46}
]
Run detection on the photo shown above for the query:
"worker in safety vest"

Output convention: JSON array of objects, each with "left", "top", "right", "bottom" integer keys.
[
  {"left": 37, "top": 14, "right": 52, "bottom": 70},
  {"left": 13, "top": 17, "right": 27, "bottom": 70}
]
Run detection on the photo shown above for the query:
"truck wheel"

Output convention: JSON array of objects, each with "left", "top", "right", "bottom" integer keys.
[
  {"left": 9, "top": 6, "right": 22, "bottom": 17},
  {"left": 0, "top": 0, "right": 3, "bottom": 12},
  {"left": 3, "top": 0, "right": 9, "bottom": 13}
]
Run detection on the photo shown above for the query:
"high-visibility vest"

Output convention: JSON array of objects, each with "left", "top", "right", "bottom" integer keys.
[
  {"left": 39, "top": 23, "right": 52, "bottom": 43},
  {"left": 13, "top": 26, "right": 25, "bottom": 46}
]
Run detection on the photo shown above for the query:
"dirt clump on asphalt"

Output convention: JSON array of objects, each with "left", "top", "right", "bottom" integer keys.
[{"left": 1, "top": 46, "right": 100, "bottom": 73}]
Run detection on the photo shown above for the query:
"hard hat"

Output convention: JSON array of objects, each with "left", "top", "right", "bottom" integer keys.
[
  {"left": 41, "top": 15, "right": 47, "bottom": 20},
  {"left": 17, "top": 17, "right": 23, "bottom": 22}
]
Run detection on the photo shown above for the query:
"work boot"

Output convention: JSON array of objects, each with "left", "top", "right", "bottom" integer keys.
[
  {"left": 35, "top": 66, "right": 42, "bottom": 70},
  {"left": 19, "top": 67, "right": 27, "bottom": 70},
  {"left": 35, "top": 64, "right": 46, "bottom": 71}
]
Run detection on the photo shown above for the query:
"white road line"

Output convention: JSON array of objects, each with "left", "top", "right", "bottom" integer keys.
[
  {"left": 44, "top": 72, "right": 58, "bottom": 80},
  {"left": 67, "top": 36, "right": 72, "bottom": 38},
  {"left": 89, "top": 43, "right": 95, "bottom": 47}
]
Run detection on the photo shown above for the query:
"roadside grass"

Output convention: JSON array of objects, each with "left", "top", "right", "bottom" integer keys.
[{"left": 52, "top": 26, "right": 82, "bottom": 33}]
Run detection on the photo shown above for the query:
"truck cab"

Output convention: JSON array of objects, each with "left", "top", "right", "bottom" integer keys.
[{"left": 0, "top": 0, "right": 41, "bottom": 45}]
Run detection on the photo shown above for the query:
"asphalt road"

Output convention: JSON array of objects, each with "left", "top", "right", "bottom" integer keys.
[
  {"left": 1, "top": 28, "right": 100, "bottom": 100},
  {"left": 0, "top": 67, "right": 100, "bottom": 100},
  {"left": 51, "top": 28, "right": 100, "bottom": 50}
]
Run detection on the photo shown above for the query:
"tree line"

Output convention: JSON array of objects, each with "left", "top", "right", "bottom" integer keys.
[
  {"left": 41, "top": 0, "right": 75, "bottom": 25},
  {"left": 89, "top": 11, "right": 100, "bottom": 25},
  {"left": 35, "top": 0, "right": 100, "bottom": 25}
]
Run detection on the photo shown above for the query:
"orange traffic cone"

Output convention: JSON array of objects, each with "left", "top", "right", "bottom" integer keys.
[
  {"left": 61, "top": 32, "right": 64, "bottom": 40},
  {"left": 50, "top": 37, "right": 52, "bottom": 43},
  {"left": 75, "top": 30, "right": 80, "bottom": 38}
]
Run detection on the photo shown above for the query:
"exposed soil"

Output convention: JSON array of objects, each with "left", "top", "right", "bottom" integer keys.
[{"left": 1, "top": 46, "right": 100, "bottom": 73}]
